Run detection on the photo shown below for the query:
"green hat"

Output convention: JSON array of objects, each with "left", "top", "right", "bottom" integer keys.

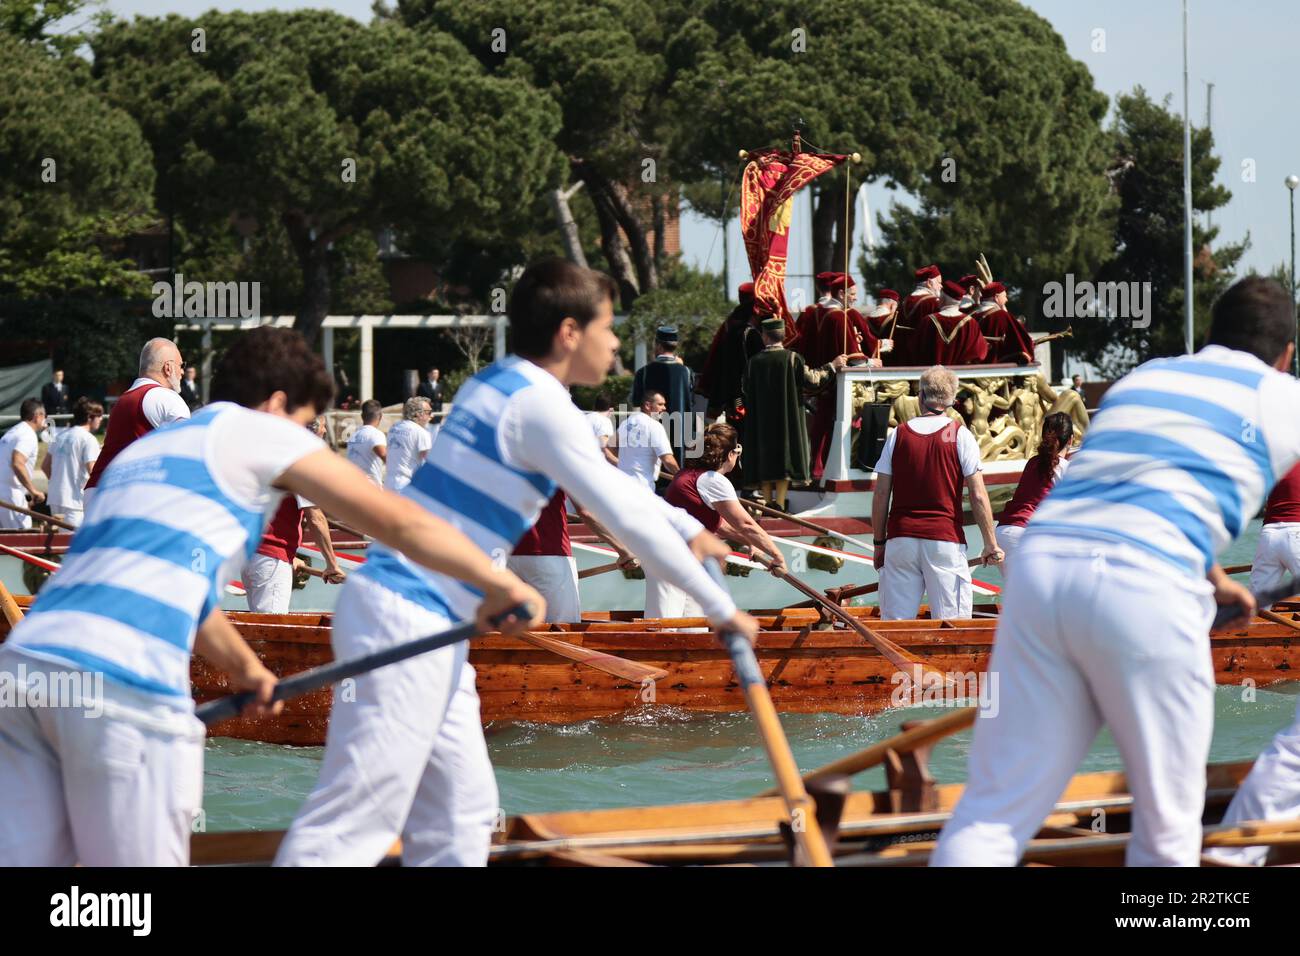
[{"left": 760, "top": 317, "right": 785, "bottom": 334}]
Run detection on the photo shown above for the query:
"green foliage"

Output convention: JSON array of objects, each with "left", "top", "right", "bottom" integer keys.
[
  {"left": 623, "top": 261, "right": 728, "bottom": 369},
  {"left": 0, "top": 31, "right": 155, "bottom": 298},
  {"left": 853, "top": 0, "right": 1116, "bottom": 324},
  {"left": 0, "top": 297, "right": 173, "bottom": 392},
  {"left": 0, "top": 0, "right": 111, "bottom": 56},
  {"left": 1069, "top": 88, "right": 1242, "bottom": 377},
  {"left": 571, "top": 374, "right": 632, "bottom": 411},
  {"left": 0, "top": 27, "right": 157, "bottom": 384},
  {"left": 92, "top": 11, "right": 564, "bottom": 339}
]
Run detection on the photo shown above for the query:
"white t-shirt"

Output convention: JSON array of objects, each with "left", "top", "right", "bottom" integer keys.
[
  {"left": 875, "top": 414, "right": 983, "bottom": 478},
  {"left": 617, "top": 411, "right": 672, "bottom": 491},
  {"left": 696, "top": 470, "right": 739, "bottom": 510},
  {"left": 494, "top": 360, "right": 734, "bottom": 622},
  {"left": 385, "top": 419, "right": 432, "bottom": 491},
  {"left": 586, "top": 411, "right": 614, "bottom": 448},
  {"left": 204, "top": 406, "right": 326, "bottom": 528},
  {"left": 47, "top": 426, "right": 99, "bottom": 512},
  {"left": 125, "top": 376, "right": 191, "bottom": 428},
  {"left": 0, "top": 421, "right": 39, "bottom": 496},
  {"left": 347, "top": 423, "right": 387, "bottom": 486}
]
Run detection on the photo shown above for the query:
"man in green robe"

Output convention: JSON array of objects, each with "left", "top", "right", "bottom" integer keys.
[{"left": 742, "top": 316, "right": 847, "bottom": 510}]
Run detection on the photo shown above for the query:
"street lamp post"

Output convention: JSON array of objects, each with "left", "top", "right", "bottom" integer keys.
[{"left": 1289, "top": 175, "right": 1299, "bottom": 376}]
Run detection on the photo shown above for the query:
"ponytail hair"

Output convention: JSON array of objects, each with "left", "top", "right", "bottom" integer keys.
[{"left": 1036, "top": 412, "right": 1073, "bottom": 480}]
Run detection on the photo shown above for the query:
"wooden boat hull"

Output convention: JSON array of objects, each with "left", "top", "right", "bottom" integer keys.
[
  {"left": 148, "top": 605, "right": 1300, "bottom": 746},
  {"left": 188, "top": 758, "right": 1266, "bottom": 867},
  {"left": 6, "top": 599, "right": 1299, "bottom": 747}
]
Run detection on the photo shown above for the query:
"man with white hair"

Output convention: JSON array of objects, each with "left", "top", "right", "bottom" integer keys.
[
  {"left": 871, "top": 365, "right": 1002, "bottom": 619},
  {"left": 85, "top": 337, "right": 191, "bottom": 493},
  {"left": 385, "top": 397, "right": 433, "bottom": 492}
]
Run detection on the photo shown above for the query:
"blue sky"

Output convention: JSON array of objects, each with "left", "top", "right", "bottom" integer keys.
[{"left": 90, "top": 0, "right": 1299, "bottom": 304}]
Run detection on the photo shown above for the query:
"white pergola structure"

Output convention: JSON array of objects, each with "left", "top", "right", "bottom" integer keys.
[{"left": 174, "top": 314, "right": 508, "bottom": 404}]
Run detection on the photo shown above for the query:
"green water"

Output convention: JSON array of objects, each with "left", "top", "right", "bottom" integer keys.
[
  {"left": 200, "top": 519, "right": 1287, "bottom": 832},
  {"left": 202, "top": 687, "right": 1300, "bottom": 832}
]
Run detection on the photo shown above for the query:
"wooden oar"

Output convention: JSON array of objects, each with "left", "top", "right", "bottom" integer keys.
[
  {"left": 1258, "top": 607, "right": 1300, "bottom": 635},
  {"left": 752, "top": 553, "right": 946, "bottom": 679},
  {"left": 294, "top": 555, "right": 657, "bottom": 680},
  {"left": 326, "top": 516, "right": 368, "bottom": 539},
  {"left": 518, "top": 632, "right": 668, "bottom": 683},
  {"left": 704, "top": 561, "right": 834, "bottom": 867},
  {"left": 740, "top": 498, "right": 877, "bottom": 554},
  {"left": 0, "top": 499, "right": 73, "bottom": 531},
  {"left": 197, "top": 602, "right": 533, "bottom": 725},
  {"left": 578, "top": 560, "right": 624, "bottom": 580},
  {"left": 0, "top": 579, "right": 23, "bottom": 627},
  {"left": 1223, "top": 563, "right": 1252, "bottom": 575},
  {"left": 1213, "top": 579, "right": 1300, "bottom": 630},
  {"left": 820, "top": 557, "right": 987, "bottom": 602},
  {"left": 760, "top": 707, "right": 978, "bottom": 795}
]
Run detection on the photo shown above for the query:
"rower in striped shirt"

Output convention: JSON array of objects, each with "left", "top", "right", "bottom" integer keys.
[
  {"left": 0, "top": 328, "right": 541, "bottom": 867},
  {"left": 276, "top": 258, "right": 758, "bottom": 868},
  {"left": 933, "top": 276, "right": 1300, "bottom": 867}
]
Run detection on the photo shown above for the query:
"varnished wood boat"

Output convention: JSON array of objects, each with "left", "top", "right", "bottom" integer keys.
[
  {"left": 6, "top": 594, "right": 1298, "bottom": 747},
  {"left": 186, "top": 706, "right": 1288, "bottom": 867}
]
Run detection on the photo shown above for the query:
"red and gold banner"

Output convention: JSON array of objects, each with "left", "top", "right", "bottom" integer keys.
[{"left": 740, "top": 148, "right": 848, "bottom": 342}]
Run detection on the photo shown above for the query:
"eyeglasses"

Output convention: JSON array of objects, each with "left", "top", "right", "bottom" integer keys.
[{"left": 731, "top": 445, "right": 743, "bottom": 456}]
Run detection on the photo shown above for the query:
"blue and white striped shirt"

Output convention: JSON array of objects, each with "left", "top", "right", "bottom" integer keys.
[
  {"left": 8, "top": 403, "right": 322, "bottom": 703},
  {"left": 357, "top": 357, "right": 557, "bottom": 619},
  {"left": 359, "top": 354, "right": 738, "bottom": 622},
  {"left": 1026, "top": 346, "right": 1300, "bottom": 578}
]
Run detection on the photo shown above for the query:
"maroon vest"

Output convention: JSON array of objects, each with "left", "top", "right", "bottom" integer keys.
[
  {"left": 514, "top": 490, "right": 571, "bottom": 557},
  {"left": 1264, "top": 465, "right": 1300, "bottom": 525},
  {"left": 257, "top": 495, "right": 305, "bottom": 564},
  {"left": 86, "top": 381, "right": 163, "bottom": 489},
  {"left": 665, "top": 469, "right": 723, "bottom": 533},
  {"left": 885, "top": 418, "right": 965, "bottom": 544},
  {"left": 999, "top": 458, "right": 1060, "bottom": 528}
]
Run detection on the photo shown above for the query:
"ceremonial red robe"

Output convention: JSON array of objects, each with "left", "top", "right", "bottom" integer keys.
[
  {"left": 817, "top": 307, "right": 866, "bottom": 363},
  {"left": 846, "top": 308, "right": 881, "bottom": 361},
  {"left": 977, "top": 307, "right": 1035, "bottom": 364},
  {"left": 895, "top": 289, "right": 938, "bottom": 366},
  {"left": 793, "top": 305, "right": 823, "bottom": 364},
  {"left": 912, "top": 307, "right": 990, "bottom": 366}
]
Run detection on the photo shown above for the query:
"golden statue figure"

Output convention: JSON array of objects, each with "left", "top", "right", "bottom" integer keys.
[{"left": 1032, "top": 374, "right": 1089, "bottom": 442}]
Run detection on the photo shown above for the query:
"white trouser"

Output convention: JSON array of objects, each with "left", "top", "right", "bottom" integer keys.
[
  {"left": 243, "top": 553, "right": 293, "bottom": 614},
  {"left": 644, "top": 570, "right": 703, "bottom": 619},
  {"left": 49, "top": 503, "right": 83, "bottom": 528},
  {"left": 1205, "top": 694, "right": 1300, "bottom": 866},
  {"left": 506, "top": 554, "right": 580, "bottom": 624},
  {"left": 879, "top": 536, "right": 972, "bottom": 620},
  {"left": 275, "top": 573, "right": 498, "bottom": 867},
  {"left": 931, "top": 535, "right": 1216, "bottom": 867},
  {"left": 1, "top": 488, "right": 31, "bottom": 529},
  {"left": 993, "top": 524, "right": 1024, "bottom": 577},
  {"left": 0, "top": 646, "right": 204, "bottom": 866},
  {"left": 1249, "top": 522, "right": 1300, "bottom": 595}
]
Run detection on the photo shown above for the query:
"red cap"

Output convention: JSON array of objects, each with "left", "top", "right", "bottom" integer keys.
[
  {"left": 958, "top": 274, "right": 979, "bottom": 287},
  {"left": 738, "top": 281, "right": 755, "bottom": 298},
  {"left": 815, "top": 271, "right": 855, "bottom": 291},
  {"left": 942, "top": 279, "right": 967, "bottom": 300},
  {"left": 877, "top": 288, "right": 899, "bottom": 302},
  {"left": 914, "top": 264, "right": 940, "bottom": 280},
  {"left": 982, "top": 281, "right": 1006, "bottom": 295}
]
